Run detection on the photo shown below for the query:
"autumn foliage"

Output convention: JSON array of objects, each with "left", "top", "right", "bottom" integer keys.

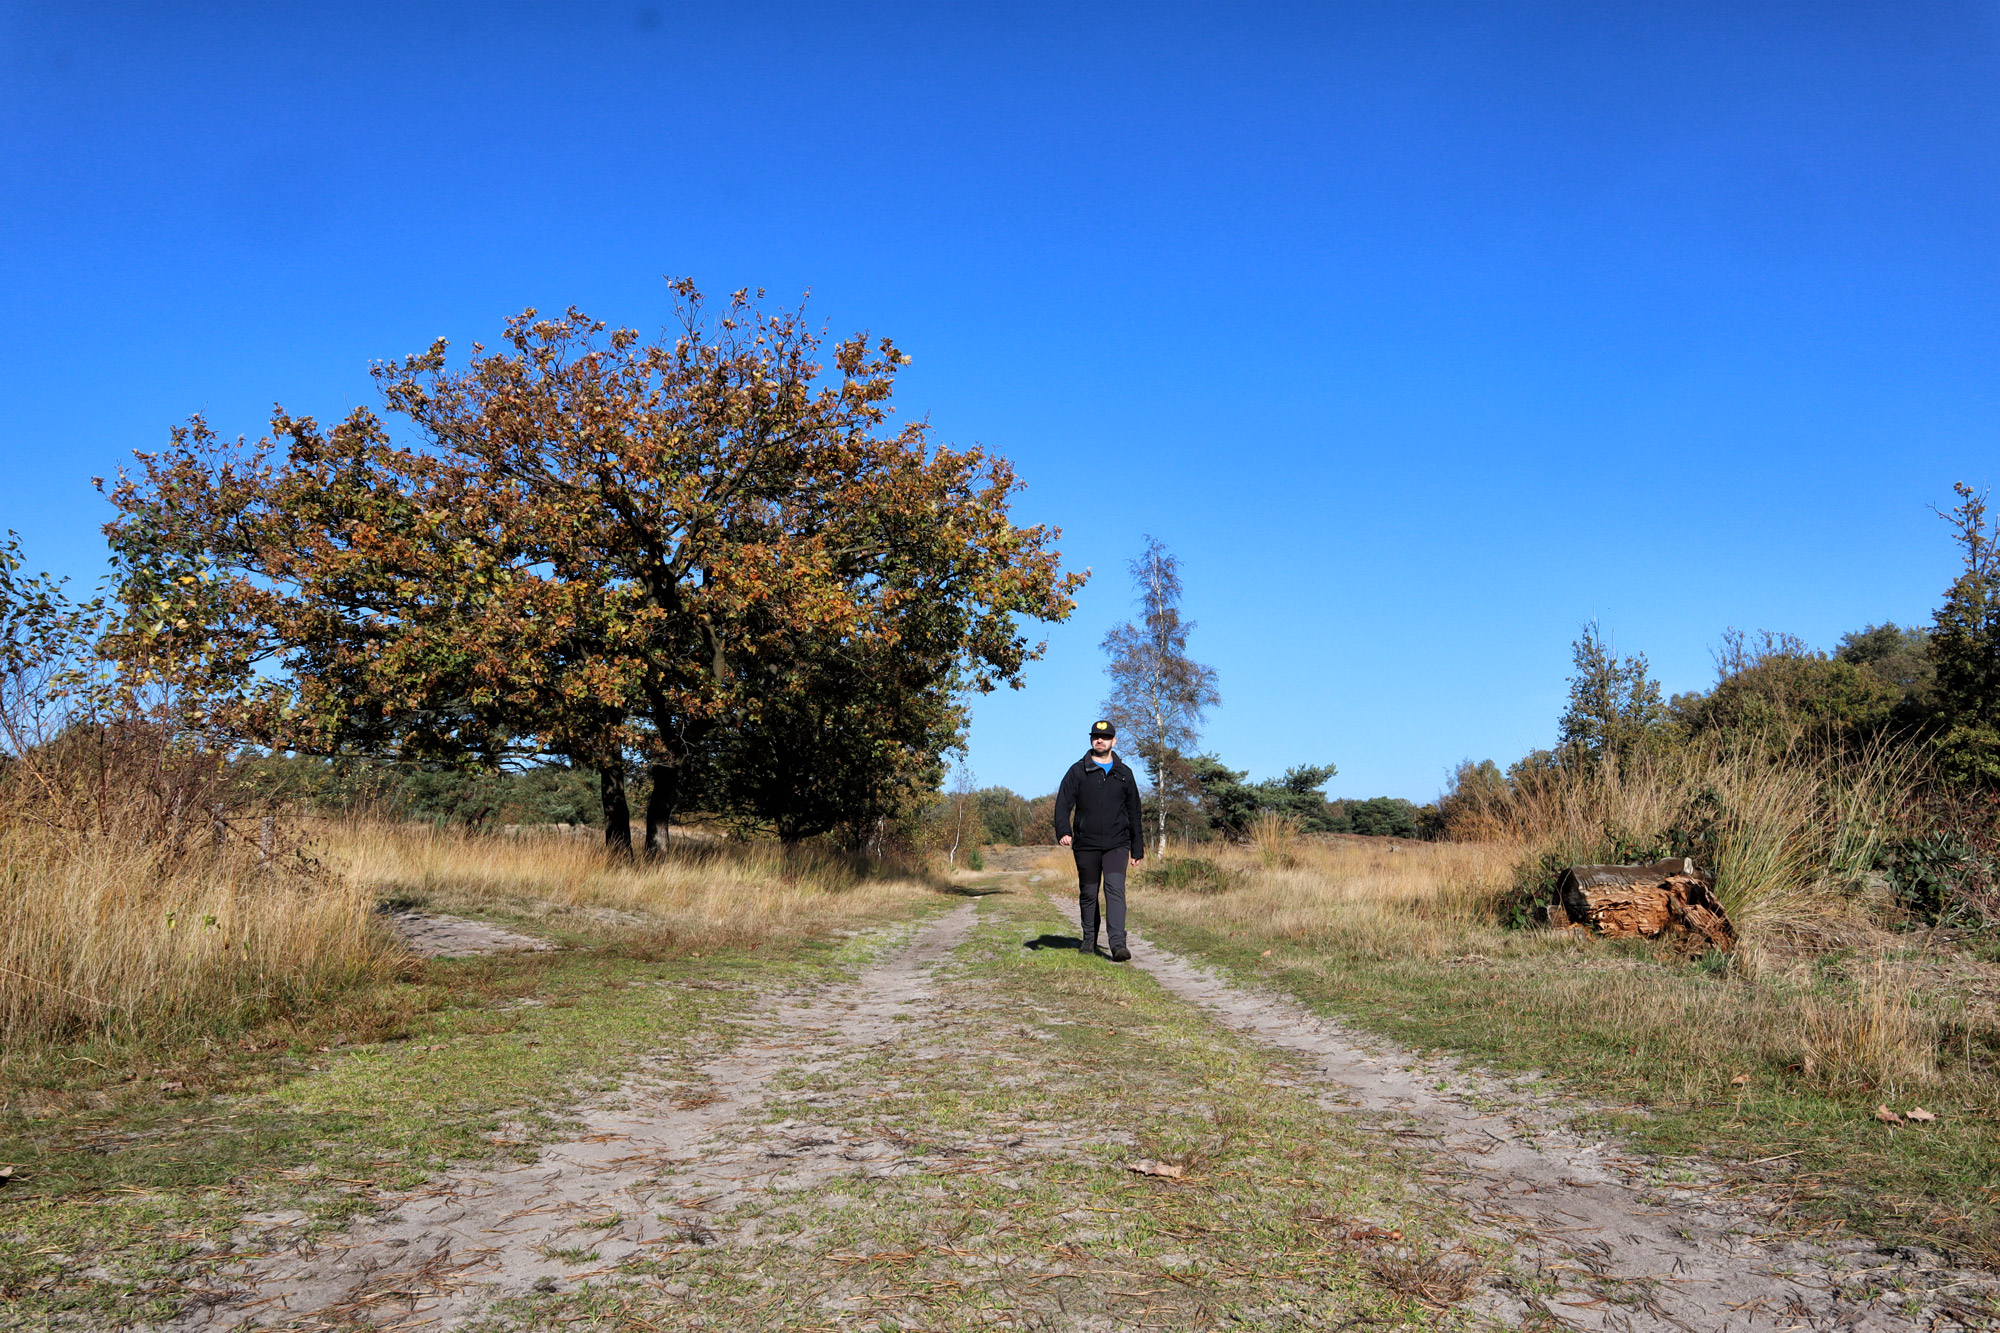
[{"left": 104, "top": 282, "right": 1082, "bottom": 849}]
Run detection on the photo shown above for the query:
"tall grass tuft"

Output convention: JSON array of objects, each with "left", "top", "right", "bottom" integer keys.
[
  {"left": 0, "top": 726, "right": 398, "bottom": 1050},
  {"left": 1792, "top": 961, "right": 1939, "bottom": 1095},
  {"left": 1495, "top": 740, "right": 1920, "bottom": 958},
  {"left": 1246, "top": 811, "right": 1301, "bottom": 869}
]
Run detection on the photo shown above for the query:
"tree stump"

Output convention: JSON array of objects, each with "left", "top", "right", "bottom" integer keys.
[{"left": 1543, "top": 857, "right": 1735, "bottom": 953}]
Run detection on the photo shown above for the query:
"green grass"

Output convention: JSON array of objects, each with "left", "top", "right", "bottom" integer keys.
[
  {"left": 1138, "top": 909, "right": 2000, "bottom": 1269},
  {"left": 0, "top": 908, "right": 935, "bottom": 1329}
]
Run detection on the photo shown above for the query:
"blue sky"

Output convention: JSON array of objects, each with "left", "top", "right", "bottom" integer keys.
[{"left": 3, "top": 2, "right": 1996, "bottom": 801}]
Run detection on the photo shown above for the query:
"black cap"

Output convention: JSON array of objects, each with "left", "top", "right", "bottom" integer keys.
[{"left": 1089, "top": 719, "right": 1116, "bottom": 740}]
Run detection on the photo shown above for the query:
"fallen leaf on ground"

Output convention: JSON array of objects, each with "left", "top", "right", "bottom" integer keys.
[
  {"left": 158, "top": 1081, "right": 183, "bottom": 1091},
  {"left": 1731, "top": 1073, "right": 1751, "bottom": 1085},
  {"left": 1347, "top": 1225, "right": 1402, "bottom": 1242},
  {"left": 1127, "top": 1159, "right": 1185, "bottom": 1179},
  {"left": 1259, "top": 950, "right": 1272, "bottom": 958},
  {"left": 1874, "top": 1104, "right": 1903, "bottom": 1125},
  {"left": 0, "top": 1165, "right": 15, "bottom": 1183},
  {"left": 1906, "top": 1107, "right": 1937, "bottom": 1123}
]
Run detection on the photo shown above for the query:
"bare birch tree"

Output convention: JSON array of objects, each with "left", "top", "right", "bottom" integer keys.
[
  {"left": 944, "top": 756, "right": 978, "bottom": 867},
  {"left": 1101, "top": 537, "right": 1221, "bottom": 857}
]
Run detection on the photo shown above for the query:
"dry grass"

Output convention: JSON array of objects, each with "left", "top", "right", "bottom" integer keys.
[
  {"left": 1246, "top": 811, "right": 1303, "bottom": 868},
  {"left": 1, "top": 813, "right": 937, "bottom": 1059},
  {"left": 316, "top": 820, "right": 939, "bottom": 952},
  {"left": 1495, "top": 740, "right": 1919, "bottom": 959},
  {"left": 1793, "top": 958, "right": 1941, "bottom": 1095},
  {"left": 1032, "top": 740, "right": 1967, "bottom": 1105},
  {"left": 1139, "top": 837, "right": 1979, "bottom": 1101},
  {"left": 0, "top": 819, "right": 399, "bottom": 1050},
  {"left": 0, "top": 739, "right": 934, "bottom": 1058},
  {"left": 0, "top": 718, "right": 403, "bottom": 1052},
  {"left": 1363, "top": 1247, "right": 1486, "bottom": 1306},
  {"left": 1145, "top": 837, "right": 1518, "bottom": 961}
]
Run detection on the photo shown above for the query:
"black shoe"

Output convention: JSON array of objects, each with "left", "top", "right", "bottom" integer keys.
[{"left": 1111, "top": 946, "right": 1132, "bottom": 963}]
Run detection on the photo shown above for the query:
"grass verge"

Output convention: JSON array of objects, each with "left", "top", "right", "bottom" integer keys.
[{"left": 1137, "top": 838, "right": 2000, "bottom": 1268}]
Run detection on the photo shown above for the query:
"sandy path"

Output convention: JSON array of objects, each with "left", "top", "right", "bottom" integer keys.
[
  {"left": 1060, "top": 896, "right": 1998, "bottom": 1332},
  {"left": 169, "top": 903, "right": 977, "bottom": 1331}
]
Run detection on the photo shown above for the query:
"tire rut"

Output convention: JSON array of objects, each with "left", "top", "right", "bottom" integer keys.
[
  {"left": 1047, "top": 891, "right": 1998, "bottom": 1332},
  {"left": 165, "top": 901, "right": 978, "bottom": 1331}
]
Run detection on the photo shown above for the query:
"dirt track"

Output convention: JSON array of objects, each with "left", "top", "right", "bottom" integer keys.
[
  {"left": 158, "top": 881, "right": 1998, "bottom": 1331},
  {"left": 165, "top": 906, "right": 980, "bottom": 1330}
]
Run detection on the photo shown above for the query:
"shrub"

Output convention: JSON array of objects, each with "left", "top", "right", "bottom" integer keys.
[
  {"left": 1488, "top": 739, "right": 1919, "bottom": 958},
  {"left": 1142, "top": 856, "right": 1232, "bottom": 894},
  {"left": 1876, "top": 829, "right": 1998, "bottom": 926}
]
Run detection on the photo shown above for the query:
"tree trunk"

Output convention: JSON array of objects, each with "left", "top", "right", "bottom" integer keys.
[
  {"left": 599, "top": 764, "right": 633, "bottom": 857},
  {"left": 1156, "top": 789, "right": 1167, "bottom": 860},
  {"left": 644, "top": 761, "right": 677, "bottom": 854},
  {"left": 1545, "top": 858, "right": 1735, "bottom": 952}
]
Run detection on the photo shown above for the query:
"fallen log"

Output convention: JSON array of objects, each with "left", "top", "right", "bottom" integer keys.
[{"left": 1540, "top": 857, "right": 1735, "bottom": 953}]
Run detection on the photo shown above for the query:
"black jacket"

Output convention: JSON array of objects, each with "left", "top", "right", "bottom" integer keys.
[{"left": 1053, "top": 752, "right": 1145, "bottom": 857}]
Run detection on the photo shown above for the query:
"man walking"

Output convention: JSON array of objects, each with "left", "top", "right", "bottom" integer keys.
[{"left": 1053, "top": 719, "right": 1145, "bottom": 961}]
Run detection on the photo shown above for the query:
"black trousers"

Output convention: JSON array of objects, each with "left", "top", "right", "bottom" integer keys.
[{"left": 1073, "top": 846, "right": 1129, "bottom": 951}]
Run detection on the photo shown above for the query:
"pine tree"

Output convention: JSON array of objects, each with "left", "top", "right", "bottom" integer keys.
[
  {"left": 1558, "top": 621, "right": 1666, "bottom": 763},
  {"left": 1930, "top": 484, "right": 2000, "bottom": 786}
]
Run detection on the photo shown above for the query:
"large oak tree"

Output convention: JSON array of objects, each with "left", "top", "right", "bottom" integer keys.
[{"left": 105, "top": 283, "right": 1083, "bottom": 850}]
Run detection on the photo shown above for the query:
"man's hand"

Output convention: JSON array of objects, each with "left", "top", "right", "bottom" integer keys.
[
  {"left": 1131, "top": 853, "right": 1143, "bottom": 863},
  {"left": 1059, "top": 835, "right": 1072, "bottom": 847}
]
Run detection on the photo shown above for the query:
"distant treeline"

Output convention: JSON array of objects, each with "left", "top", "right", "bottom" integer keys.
[
  {"left": 1436, "top": 613, "right": 1992, "bottom": 849},
  {"left": 222, "top": 613, "right": 1956, "bottom": 848},
  {"left": 232, "top": 753, "right": 608, "bottom": 829},
  {"left": 229, "top": 751, "right": 1427, "bottom": 847},
  {"left": 960, "top": 762, "right": 1427, "bottom": 847}
]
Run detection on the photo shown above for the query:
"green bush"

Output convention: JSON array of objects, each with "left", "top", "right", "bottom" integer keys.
[
  {"left": 1876, "top": 831, "right": 1996, "bottom": 926},
  {"left": 1332, "top": 795, "right": 1423, "bottom": 838},
  {"left": 964, "top": 845, "right": 985, "bottom": 871},
  {"left": 1142, "top": 856, "right": 1231, "bottom": 894}
]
